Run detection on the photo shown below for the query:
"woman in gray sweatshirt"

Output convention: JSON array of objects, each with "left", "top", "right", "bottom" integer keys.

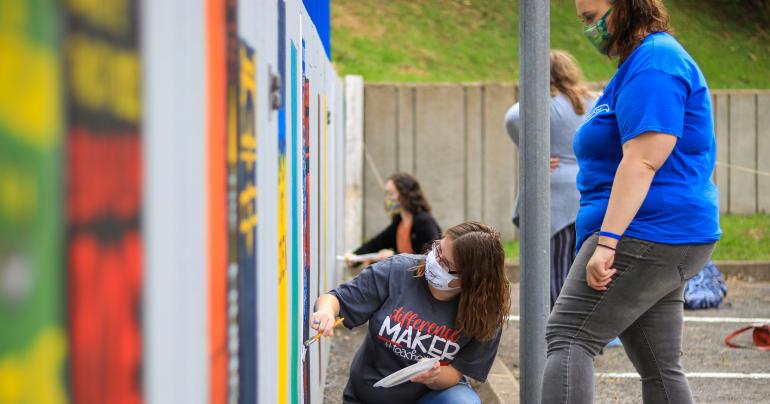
[{"left": 504, "top": 49, "right": 597, "bottom": 308}]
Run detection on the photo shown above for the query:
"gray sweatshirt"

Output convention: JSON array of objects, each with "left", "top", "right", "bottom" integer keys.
[{"left": 504, "top": 92, "right": 597, "bottom": 236}]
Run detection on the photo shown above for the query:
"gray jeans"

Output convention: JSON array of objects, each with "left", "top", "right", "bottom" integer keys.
[{"left": 542, "top": 234, "right": 715, "bottom": 404}]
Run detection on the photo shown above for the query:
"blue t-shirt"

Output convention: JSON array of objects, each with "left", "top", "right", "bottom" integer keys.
[{"left": 574, "top": 32, "right": 721, "bottom": 250}]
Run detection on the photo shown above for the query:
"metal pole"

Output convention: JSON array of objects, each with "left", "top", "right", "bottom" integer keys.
[{"left": 519, "top": 0, "right": 550, "bottom": 402}]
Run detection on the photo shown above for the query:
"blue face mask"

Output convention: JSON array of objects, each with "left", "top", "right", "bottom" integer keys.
[{"left": 583, "top": 7, "right": 613, "bottom": 55}]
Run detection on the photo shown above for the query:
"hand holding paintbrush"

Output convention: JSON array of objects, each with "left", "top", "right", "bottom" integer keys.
[
  {"left": 306, "top": 316, "right": 345, "bottom": 346},
  {"left": 302, "top": 314, "right": 344, "bottom": 359},
  {"left": 303, "top": 294, "right": 345, "bottom": 359}
]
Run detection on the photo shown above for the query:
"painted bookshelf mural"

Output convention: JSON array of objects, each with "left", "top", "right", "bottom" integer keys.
[{"left": 0, "top": 0, "right": 342, "bottom": 403}]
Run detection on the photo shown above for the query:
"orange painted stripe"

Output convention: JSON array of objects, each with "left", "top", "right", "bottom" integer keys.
[{"left": 207, "top": 0, "right": 228, "bottom": 402}]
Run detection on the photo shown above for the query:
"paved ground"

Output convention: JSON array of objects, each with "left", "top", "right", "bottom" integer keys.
[
  {"left": 498, "top": 279, "right": 770, "bottom": 404},
  {"left": 324, "top": 325, "right": 366, "bottom": 403},
  {"left": 324, "top": 278, "right": 770, "bottom": 404}
]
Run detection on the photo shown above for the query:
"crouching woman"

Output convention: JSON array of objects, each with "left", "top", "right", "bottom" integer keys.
[{"left": 312, "top": 222, "right": 510, "bottom": 404}]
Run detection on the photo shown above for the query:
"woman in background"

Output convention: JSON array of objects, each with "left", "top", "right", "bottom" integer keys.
[
  {"left": 348, "top": 173, "right": 441, "bottom": 263},
  {"left": 505, "top": 49, "right": 597, "bottom": 308}
]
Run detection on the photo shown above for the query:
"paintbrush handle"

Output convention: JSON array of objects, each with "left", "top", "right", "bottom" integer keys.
[{"left": 304, "top": 317, "right": 345, "bottom": 346}]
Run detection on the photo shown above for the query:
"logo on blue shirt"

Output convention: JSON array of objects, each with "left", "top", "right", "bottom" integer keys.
[{"left": 583, "top": 103, "right": 610, "bottom": 124}]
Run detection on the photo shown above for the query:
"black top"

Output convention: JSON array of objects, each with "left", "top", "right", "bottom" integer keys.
[
  {"left": 354, "top": 211, "right": 442, "bottom": 255},
  {"left": 330, "top": 255, "right": 502, "bottom": 404}
]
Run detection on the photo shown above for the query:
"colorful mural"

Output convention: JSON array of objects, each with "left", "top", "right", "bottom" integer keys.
[
  {"left": 65, "top": 0, "right": 143, "bottom": 402},
  {"left": 0, "top": 1, "right": 340, "bottom": 402},
  {"left": 0, "top": 0, "right": 65, "bottom": 402},
  {"left": 290, "top": 40, "right": 302, "bottom": 404},
  {"left": 237, "top": 40, "right": 258, "bottom": 404},
  {"left": 225, "top": 0, "right": 240, "bottom": 402},
  {"left": 207, "top": 0, "right": 229, "bottom": 402},
  {"left": 301, "top": 40, "right": 312, "bottom": 404},
  {"left": 277, "top": 2, "right": 289, "bottom": 403}
]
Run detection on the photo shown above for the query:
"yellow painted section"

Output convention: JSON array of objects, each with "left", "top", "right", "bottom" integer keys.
[
  {"left": 0, "top": 163, "right": 38, "bottom": 223},
  {"left": 0, "top": 4, "right": 65, "bottom": 404},
  {"left": 0, "top": 7, "right": 60, "bottom": 149},
  {"left": 277, "top": 158, "right": 288, "bottom": 401},
  {"left": 0, "top": 328, "right": 67, "bottom": 404},
  {"left": 66, "top": 0, "right": 131, "bottom": 36},
  {"left": 227, "top": 90, "right": 238, "bottom": 165},
  {"left": 66, "top": 34, "right": 140, "bottom": 123}
]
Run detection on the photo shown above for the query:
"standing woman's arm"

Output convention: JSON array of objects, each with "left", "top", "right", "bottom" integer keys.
[
  {"left": 353, "top": 221, "right": 397, "bottom": 255},
  {"left": 506, "top": 101, "right": 560, "bottom": 170},
  {"left": 587, "top": 133, "right": 677, "bottom": 290},
  {"left": 504, "top": 103, "right": 521, "bottom": 145},
  {"left": 601, "top": 133, "right": 677, "bottom": 237}
]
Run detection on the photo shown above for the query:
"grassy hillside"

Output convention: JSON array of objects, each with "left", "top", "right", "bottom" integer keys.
[{"left": 331, "top": 0, "right": 770, "bottom": 88}]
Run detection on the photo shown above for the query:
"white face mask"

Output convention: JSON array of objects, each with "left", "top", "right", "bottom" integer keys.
[{"left": 424, "top": 250, "right": 460, "bottom": 292}]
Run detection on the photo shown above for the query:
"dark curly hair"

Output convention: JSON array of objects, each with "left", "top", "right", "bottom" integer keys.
[
  {"left": 609, "top": 0, "right": 672, "bottom": 63},
  {"left": 388, "top": 172, "right": 432, "bottom": 215}
]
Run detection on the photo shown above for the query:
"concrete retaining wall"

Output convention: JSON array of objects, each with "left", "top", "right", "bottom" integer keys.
[
  {"left": 357, "top": 84, "right": 770, "bottom": 242},
  {"left": 362, "top": 83, "right": 519, "bottom": 240},
  {"left": 713, "top": 90, "right": 770, "bottom": 214}
]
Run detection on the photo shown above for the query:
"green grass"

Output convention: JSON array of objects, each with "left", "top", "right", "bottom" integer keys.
[
  {"left": 332, "top": 0, "right": 770, "bottom": 88},
  {"left": 503, "top": 238, "right": 520, "bottom": 262},
  {"left": 712, "top": 214, "right": 770, "bottom": 260},
  {"left": 503, "top": 214, "right": 770, "bottom": 262}
]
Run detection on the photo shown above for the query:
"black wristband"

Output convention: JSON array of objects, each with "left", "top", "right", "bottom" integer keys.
[{"left": 597, "top": 243, "right": 616, "bottom": 251}]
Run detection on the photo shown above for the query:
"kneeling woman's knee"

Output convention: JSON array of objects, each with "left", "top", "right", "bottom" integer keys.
[
  {"left": 443, "top": 387, "right": 480, "bottom": 404},
  {"left": 417, "top": 383, "right": 481, "bottom": 404}
]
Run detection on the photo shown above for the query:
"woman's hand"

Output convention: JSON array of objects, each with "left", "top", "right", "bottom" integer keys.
[
  {"left": 310, "top": 309, "right": 337, "bottom": 337},
  {"left": 343, "top": 252, "right": 357, "bottom": 268},
  {"left": 409, "top": 359, "right": 441, "bottom": 385},
  {"left": 550, "top": 157, "right": 561, "bottom": 172},
  {"left": 377, "top": 249, "right": 394, "bottom": 261},
  {"left": 586, "top": 245, "right": 617, "bottom": 291}
]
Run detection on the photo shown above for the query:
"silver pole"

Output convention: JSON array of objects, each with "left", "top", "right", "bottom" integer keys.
[{"left": 519, "top": 0, "right": 550, "bottom": 402}]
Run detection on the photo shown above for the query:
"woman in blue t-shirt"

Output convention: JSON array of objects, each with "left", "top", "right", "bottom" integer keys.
[
  {"left": 312, "top": 222, "right": 510, "bottom": 404},
  {"left": 543, "top": 1, "right": 721, "bottom": 403}
]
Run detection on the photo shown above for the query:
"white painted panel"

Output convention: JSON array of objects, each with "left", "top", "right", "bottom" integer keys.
[{"left": 142, "top": 0, "right": 208, "bottom": 402}]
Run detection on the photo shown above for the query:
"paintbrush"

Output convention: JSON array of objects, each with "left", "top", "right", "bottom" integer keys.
[{"left": 302, "top": 317, "right": 345, "bottom": 359}]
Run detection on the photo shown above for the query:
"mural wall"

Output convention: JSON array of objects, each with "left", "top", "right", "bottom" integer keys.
[
  {"left": 206, "top": 0, "right": 229, "bottom": 400},
  {"left": 0, "top": 0, "right": 342, "bottom": 403},
  {"left": 269, "top": 1, "right": 343, "bottom": 402},
  {"left": 65, "top": 1, "right": 143, "bottom": 402},
  {"left": 0, "top": 1, "right": 65, "bottom": 402}
]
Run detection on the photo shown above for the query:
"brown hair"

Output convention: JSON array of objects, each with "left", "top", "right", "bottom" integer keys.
[
  {"left": 389, "top": 172, "right": 432, "bottom": 215},
  {"left": 414, "top": 222, "right": 510, "bottom": 341},
  {"left": 550, "top": 50, "right": 591, "bottom": 115},
  {"left": 609, "top": 0, "right": 672, "bottom": 63}
]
